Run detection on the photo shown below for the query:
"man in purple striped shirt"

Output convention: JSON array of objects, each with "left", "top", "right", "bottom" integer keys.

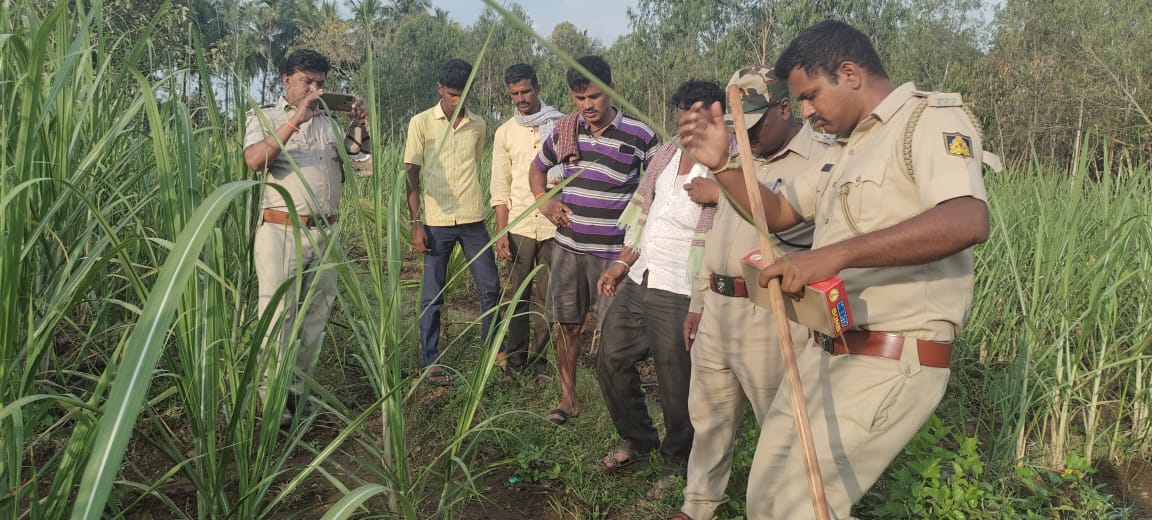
[{"left": 529, "top": 56, "right": 659, "bottom": 425}]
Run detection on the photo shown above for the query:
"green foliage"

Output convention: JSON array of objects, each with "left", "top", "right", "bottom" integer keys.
[
  {"left": 862, "top": 418, "right": 1135, "bottom": 519},
  {"left": 986, "top": 0, "right": 1152, "bottom": 164},
  {"left": 1008, "top": 453, "right": 1134, "bottom": 518},
  {"left": 3, "top": 0, "right": 1151, "bottom": 518},
  {"left": 863, "top": 415, "right": 1001, "bottom": 518},
  {"left": 511, "top": 446, "right": 563, "bottom": 484},
  {"left": 968, "top": 142, "right": 1152, "bottom": 466}
]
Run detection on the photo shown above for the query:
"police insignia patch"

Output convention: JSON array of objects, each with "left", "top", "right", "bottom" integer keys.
[{"left": 944, "top": 133, "right": 973, "bottom": 158}]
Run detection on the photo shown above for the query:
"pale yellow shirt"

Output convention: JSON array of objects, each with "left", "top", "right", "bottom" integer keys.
[
  {"left": 244, "top": 96, "right": 343, "bottom": 216},
  {"left": 690, "top": 124, "right": 838, "bottom": 313},
  {"left": 489, "top": 117, "right": 555, "bottom": 240},
  {"left": 785, "top": 82, "right": 989, "bottom": 342},
  {"left": 403, "top": 103, "right": 487, "bottom": 226}
]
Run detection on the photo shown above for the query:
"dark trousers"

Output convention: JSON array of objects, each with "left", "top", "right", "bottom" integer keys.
[
  {"left": 503, "top": 234, "right": 553, "bottom": 372},
  {"left": 597, "top": 275, "right": 694, "bottom": 471},
  {"left": 418, "top": 221, "right": 501, "bottom": 367}
]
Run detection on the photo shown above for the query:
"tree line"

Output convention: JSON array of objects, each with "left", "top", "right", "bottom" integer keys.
[{"left": 98, "top": 0, "right": 1152, "bottom": 169}]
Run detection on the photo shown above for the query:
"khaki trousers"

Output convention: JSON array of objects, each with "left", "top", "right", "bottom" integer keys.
[
  {"left": 681, "top": 290, "right": 809, "bottom": 520},
  {"left": 747, "top": 337, "right": 949, "bottom": 519},
  {"left": 254, "top": 222, "right": 337, "bottom": 395}
]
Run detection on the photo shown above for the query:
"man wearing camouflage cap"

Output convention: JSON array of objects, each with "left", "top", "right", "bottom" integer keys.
[{"left": 670, "top": 65, "right": 838, "bottom": 520}]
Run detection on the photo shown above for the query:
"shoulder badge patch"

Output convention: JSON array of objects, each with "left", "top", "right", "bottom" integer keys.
[{"left": 943, "top": 132, "right": 973, "bottom": 158}]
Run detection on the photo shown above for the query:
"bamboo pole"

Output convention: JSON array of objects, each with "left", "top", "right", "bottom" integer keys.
[{"left": 726, "top": 84, "right": 831, "bottom": 520}]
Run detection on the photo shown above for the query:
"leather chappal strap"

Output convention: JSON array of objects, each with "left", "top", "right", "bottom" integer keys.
[{"left": 815, "top": 330, "right": 952, "bottom": 368}]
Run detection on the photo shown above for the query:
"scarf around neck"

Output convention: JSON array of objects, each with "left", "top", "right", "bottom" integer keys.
[
  {"left": 516, "top": 103, "right": 565, "bottom": 182},
  {"left": 515, "top": 102, "right": 564, "bottom": 134}
]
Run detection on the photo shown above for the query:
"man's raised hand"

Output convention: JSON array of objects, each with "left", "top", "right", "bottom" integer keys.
[{"left": 677, "top": 101, "right": 731, "bottom": 171}]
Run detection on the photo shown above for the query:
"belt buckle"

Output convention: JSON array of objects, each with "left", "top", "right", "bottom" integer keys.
[
  {"left": 711, "top": 273, "right": 736, "bottom": 297},
  {"left": 813, "top": 331, "right": 835, "bottom": 353}
]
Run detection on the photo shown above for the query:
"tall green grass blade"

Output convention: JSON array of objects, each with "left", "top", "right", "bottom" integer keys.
[
  {"left": 71, "top": 179, "right": 258, "bottom": 520},
  {"left": 320, "top": 484, "right": 389, "bottom": 520}
]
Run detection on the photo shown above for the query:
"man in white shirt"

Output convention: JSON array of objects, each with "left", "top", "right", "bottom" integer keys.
[{"left": 593, "top": 79, "right": 726, "bottom": 499}]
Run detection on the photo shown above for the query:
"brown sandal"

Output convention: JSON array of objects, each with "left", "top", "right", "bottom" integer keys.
[{"left": 595, "top": 446, "right": 649, "bottom": 471}]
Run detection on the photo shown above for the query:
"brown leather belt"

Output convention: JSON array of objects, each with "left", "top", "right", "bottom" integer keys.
[
  {"left": 813, "top": 330, "right": 952, "bottom": 368},
  {"left": 708, "top": 273, "right": 748, "bottom": 298},
  {"left": 262, "top": 208, "right": 338, "bottom": 228}
]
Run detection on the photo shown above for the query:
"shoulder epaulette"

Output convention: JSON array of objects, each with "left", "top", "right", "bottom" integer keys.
[
  {"left": 926, "top": 92, "right": 964, "bottom": 107},
  {"left": 911, "top": 90, "right": 964, "bottom": 107},
  {"left": 245, "top": 103, "right": 276, "bottom": 117},
  {"left": 902, "top": 91, "right": 992, "bottom": 180}
]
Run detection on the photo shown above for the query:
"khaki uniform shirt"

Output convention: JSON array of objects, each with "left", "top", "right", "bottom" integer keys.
[
  {"left": 785, "top": 82, "right": 989, "bottom": 342},
  {"left": 245, "top": 96, "right": 343, "bottom": 216},
  {"left": 404, "top": 103, "right": 487, "bottom": 227},
  {"left": 690, "top": 124, "right": 838, "bottom": 313},
  {"left": 489, "top": 117, "right": 555, "bottom": 240}
]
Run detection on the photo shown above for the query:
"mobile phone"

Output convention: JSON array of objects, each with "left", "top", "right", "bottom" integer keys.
[{"left": 319, "top": 92, "right": 356, "bottom": 112}]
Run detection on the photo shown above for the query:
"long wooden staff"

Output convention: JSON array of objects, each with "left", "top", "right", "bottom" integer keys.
[{"left": 726, "top": 84, "right": 831, "bottom": 520}]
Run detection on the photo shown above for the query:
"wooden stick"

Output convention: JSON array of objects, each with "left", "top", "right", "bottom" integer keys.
[{"left": 726, "top": 84, "right": 831, "bottom": 520}]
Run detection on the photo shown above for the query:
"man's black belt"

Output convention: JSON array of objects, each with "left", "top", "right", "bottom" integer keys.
[{"left": 708, "top": 273, "right": 748, "bottom": 298}]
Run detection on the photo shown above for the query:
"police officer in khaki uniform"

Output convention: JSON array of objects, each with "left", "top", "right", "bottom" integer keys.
[
  {"left": 243, "top": 49, "right": 365, "bottom": 417},
  {"left": 672, "top": 66, "right": 837, "bottom": 520},
  {"left": 677, "top": 21, "right": 990, "bottom": 519}
]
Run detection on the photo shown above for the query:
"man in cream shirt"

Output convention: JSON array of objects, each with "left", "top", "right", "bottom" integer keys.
[
  {"left": 677, "top": 20, "right": 990, "bottom": 519},
  {"left": 243, "top": 49, "right": 365, "bottom": 421},
  {"left": 490, "top": 63, "right": 564, "bottom": 384}
]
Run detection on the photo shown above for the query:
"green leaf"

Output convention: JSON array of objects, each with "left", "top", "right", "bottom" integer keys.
[{"left": 71, "top": 180, "right": 258, "bottom": 520}]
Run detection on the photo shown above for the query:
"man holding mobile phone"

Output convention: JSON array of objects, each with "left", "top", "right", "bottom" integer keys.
[{"left": 243, "top": 49, "right": 366, "bottom": 425}]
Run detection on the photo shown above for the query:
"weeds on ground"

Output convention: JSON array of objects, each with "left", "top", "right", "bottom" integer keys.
[{"left": 859, "top": 415, "right": 1135, "bottom": 519}]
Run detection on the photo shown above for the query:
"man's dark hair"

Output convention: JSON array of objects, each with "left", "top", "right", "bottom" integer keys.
[
  {"left": 566, "top": 55, "right": 612, "bottom": 92},
  {"left": 439, "top": 59, "right": 473, "bottom": 90},
  {"left": 774, "top": 20, "right": 887, "bottom": 83},
  {"left": 282, "top": 49, "right": 330, "bottom": 76},
  {"left": 669, "top": 79, "right": 726, "bottom": 112},
  {"left": 504, "top": 63, "right": 538, "bottom": 87}
]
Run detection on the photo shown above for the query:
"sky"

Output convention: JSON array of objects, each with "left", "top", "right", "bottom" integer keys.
[{"left": 431, "top": 0, "right": 640, "bottom": 46}]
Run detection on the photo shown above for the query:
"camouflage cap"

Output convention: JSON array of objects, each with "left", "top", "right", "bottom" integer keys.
[{"left": 725, "top": 65, "right": 789, "bottom": 129}]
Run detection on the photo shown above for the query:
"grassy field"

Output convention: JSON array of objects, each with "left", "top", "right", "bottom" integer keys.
[{"left": 3, "top": 2, "right": 1151, "bottom": 519}]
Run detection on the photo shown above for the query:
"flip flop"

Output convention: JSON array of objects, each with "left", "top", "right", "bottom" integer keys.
[
  {"left": 596, "top": 446, "right": 649, "bottom": 472},
  {"left": 546, "top": 408, "right": 576, "bottom": 425}
]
